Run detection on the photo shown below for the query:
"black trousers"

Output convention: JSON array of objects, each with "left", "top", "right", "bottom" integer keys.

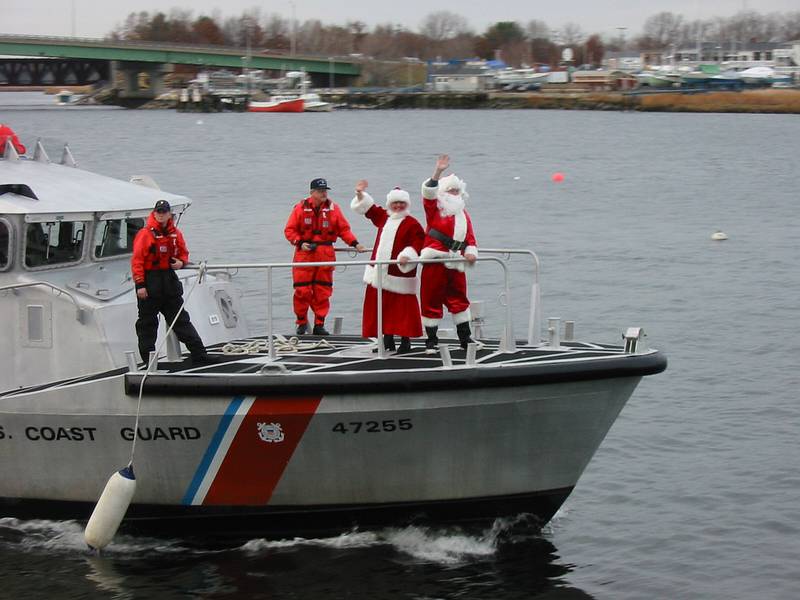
[{"left": 135, "top": 272, "right": 206, "bottom": 362}]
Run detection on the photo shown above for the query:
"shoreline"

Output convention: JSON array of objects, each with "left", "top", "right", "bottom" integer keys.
[
  {"left": 321, "top": 89, "right": 800, "bottom": 114},
  {"left": 7, "top": 86, "right": 799, "bottom": 114}
]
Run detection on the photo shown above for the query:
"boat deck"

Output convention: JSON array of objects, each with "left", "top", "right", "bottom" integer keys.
[
  {"left": 0, "top": 334, "right": 667, "bottom": 398},
  {"left": 120, "top": 334, "right": 666, "bottom": 396},
  {"left": 161, "top": 334, "right": 623, "bottom": 375}
]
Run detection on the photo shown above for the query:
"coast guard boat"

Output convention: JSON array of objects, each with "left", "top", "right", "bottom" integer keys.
[{"left": 0, "top": 127, "right": 666, "bottom": 539}]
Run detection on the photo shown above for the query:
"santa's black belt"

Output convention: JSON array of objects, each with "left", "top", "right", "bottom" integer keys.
[{"left": 428, "top": 228, "right": 466, "bottom": 251}]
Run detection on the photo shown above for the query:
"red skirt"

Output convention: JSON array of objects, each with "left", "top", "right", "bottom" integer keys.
[{"left": 361, "top": 286, "right": 423, "bottom": 338}]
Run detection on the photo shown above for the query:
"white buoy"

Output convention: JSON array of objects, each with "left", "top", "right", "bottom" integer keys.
[
  {"left": 513, "top": 176, "right": 520, "bottom": 180},
  {"left": 84, "top": 465, "right": 136, "bottom": 550},
  {"left": 196, "top": 119, "right": 203, "bottom": 125},
  {"left": 711, "top": 231, "right": 728, "bottom": 241}
]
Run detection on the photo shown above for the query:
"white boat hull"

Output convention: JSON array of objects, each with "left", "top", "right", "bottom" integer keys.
[{"left": 0, "top": 358, "right": 649, "bottom": 535}]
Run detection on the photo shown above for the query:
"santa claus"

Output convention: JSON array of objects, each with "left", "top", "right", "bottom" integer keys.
[
  {"left": 351, "top": 180, "right": 425, "bottom": 353},
  {"left": 419, "top": 154, "right": 478, "bottom": 352}
]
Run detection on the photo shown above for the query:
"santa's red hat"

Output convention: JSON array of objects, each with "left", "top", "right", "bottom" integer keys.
[{"left": 386, "top": 187, "right": 410, "bottom": 208}]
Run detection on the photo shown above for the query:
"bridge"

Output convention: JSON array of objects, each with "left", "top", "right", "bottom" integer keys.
[{"left": 0, "top": 35, "right": 361, "bottom": 99}]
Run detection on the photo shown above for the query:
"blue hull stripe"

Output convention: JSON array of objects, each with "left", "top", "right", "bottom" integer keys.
[{"left": 181, "top": 396, "right": 244, "bottom": 505}]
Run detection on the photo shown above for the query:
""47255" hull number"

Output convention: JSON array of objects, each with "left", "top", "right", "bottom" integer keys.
[{"left": 332, "top": 419, "right": 413, "bottom": 434}]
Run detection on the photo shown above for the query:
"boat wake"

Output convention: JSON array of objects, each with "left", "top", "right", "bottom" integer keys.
[
  {"left": 0, "top": 513, "right": 548, "bottom": 565},
  {"left": 0, "top": 517, "right": 191, "bottom": 556},
  {"left": 240, "top": 514, "right": 539, "bottom": 565}
]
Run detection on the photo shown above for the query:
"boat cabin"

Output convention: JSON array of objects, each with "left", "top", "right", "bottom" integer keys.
[{"left": 0, "top": 134, "right": 250, "bottom": 392}]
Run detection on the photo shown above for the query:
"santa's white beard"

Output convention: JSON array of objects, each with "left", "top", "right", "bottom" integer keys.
[
  {"left": 437, "top": 192, "right": 465, "bottom": 216},
  {"left": 389, "top": 207, "right": 409, "bottom": 219}
]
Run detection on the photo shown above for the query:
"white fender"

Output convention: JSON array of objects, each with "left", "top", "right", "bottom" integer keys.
[{"left": 84, "top": 465, "right": 136, "bottom": 550}]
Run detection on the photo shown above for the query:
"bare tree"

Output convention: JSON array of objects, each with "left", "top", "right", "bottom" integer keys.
[
  {"left": 640, "top": 11, "right": 683, "bottom": 49},
  {"left": 262, "top": 14, "right": 290, "bottom": 52},
  {"left": 420, "top": 11, "right": 470, "bottom": 41},
  {"left": 559, "top": 23, "right": 585, "bottom": 46},
  {"left": 584, "top": 34, "right": 605, "bottom": 66},
  {"left": 525, "top": 20, "right": 550, "bottom": 41},
  {"left": 780, "top": 11, "right": 800, "bottom": 41}
]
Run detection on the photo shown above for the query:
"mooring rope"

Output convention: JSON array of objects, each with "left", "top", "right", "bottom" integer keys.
[
  {"left": 222, "top": 334, "right": 335, "bottom": 354},
  {"left": 129, "top": 262, "right": 207, "bottom": 465}
]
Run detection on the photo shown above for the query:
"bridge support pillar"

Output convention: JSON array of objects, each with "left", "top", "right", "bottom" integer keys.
[{"left": 112, "top": 61, "right": 171, "bottom": 100}]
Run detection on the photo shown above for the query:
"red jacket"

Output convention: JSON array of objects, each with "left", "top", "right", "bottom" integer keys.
[
  {"left": 131, "top": 213, "right": 189, "bottom": 286},
  {"left": 420, "top": 182, "right": 477, "bottom": 271},
  {"left": 284, "top": 197, "right": 358, "bottom": 261},
  {"left": 351, "top": 191, "right": 424, "bottom": 295}
]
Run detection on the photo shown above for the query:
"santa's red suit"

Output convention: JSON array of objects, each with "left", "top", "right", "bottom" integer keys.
[
  {"left": 351, "top": 189, "right": 424, "bottom": 338},
  {"left": 284, "top": 197, "right": 358, "bottom": 327},
  {"left": 419, "top": 174, "right": 478, "bottom": 328}
]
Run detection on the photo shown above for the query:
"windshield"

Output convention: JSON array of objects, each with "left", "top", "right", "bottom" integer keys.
[
  {"left": 24, "top": 221, "right": 86, "bottom": 268},
  {"left": 93, "top": 217, "right": 145, "bottom": 259}
]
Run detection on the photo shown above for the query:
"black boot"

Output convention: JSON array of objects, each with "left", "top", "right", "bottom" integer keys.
[
  {"left": 383, "top": 334, "right": 396, "bottom": 352},
  {"left": 296, "top": 322, "right": 308, "bottom": 335},
  {"left": 456, "top": 322, "right": 474, "bottom": 350},
  {"left": 397, "top": 337, "right": 412, "bottom": 354},
  {"left": 425, "top": 326, "right": 439, "bottom": 354},
  {"left": 191, "top": 353, "right": 224, "bottom": 366},
  {"left": 313, "top": 322, "right": 330, "bottom": 336}
]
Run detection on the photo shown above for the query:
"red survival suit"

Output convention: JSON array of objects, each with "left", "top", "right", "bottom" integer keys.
[
  {"left": 0, "top": 124, "right": 26, "bottom": 154},
  {"left": 351, "top": 190, "right": 424, "bottom": 339},
  {"left": 284, "top": 197, "right": 359, "bottom": 327},
  {"left": 419, "top": 175, "right": 478, "bottom": 329},
  {"left": 131, "top": 212, "right": 207, "bottom": 362}
]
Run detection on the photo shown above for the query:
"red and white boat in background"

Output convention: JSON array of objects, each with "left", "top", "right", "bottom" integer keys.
[{"left": 247, "top": 96, "right": 305, "bottom": 113}]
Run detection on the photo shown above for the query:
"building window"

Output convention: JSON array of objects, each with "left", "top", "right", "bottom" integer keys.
[
  {"left": 765, "top": 52, "right": 772, "bottom": 60},
  {"left": 24, "top": 221, "right": 86, "bottom": 268},
  {"left": 93, "top": 217, "right": 145, "bottom": 259}
]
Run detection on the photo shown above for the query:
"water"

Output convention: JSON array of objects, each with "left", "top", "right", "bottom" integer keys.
[{"left": 2, "top": 93, "right": 799, "bottom": 598}]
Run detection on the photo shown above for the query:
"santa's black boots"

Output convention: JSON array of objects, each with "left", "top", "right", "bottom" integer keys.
[
  {"left": 383, "top": 334, "right": 396, "bottom": 352},
  {"left": 456, "top": 322, "right": 475, "bottom": 350},
  {"left": 425, "top": 326, "right": 439, "bottom": 354},
  {"left": 397, "top": 337, "right": 412, "bottom": 354}
]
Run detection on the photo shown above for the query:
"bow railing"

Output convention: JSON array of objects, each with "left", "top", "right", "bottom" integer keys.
[{"left": 188, "top": 247, "right": 541, "bottom": 360}]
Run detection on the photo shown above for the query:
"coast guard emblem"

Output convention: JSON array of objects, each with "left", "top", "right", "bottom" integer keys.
[{"left": 257, "top": 422, "right": 285, "bottom": 443}]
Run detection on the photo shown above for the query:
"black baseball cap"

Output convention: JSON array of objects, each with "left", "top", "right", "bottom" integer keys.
[
  {"left": 310, "top": 178, "right": 331, "bottom": 190},
  {"left": 154, "top": 200, "right": 171, "bottom": 213}
]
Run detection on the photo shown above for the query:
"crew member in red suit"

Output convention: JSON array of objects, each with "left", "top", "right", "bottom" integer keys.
[
  {"left": 0, "top": 124, "right": 26, "bottom": 154},
  {"left": 285, "top": 178, "right": 365, "bottom": 336},
  {"left": 351, "top": 179, "right": 425, "bottom": 353},
  {"left": 131, "top": 200, "right": 211, "bottom": 365},
  {"left": 420, "top": 154, "right": 478, "bottom": 352}
]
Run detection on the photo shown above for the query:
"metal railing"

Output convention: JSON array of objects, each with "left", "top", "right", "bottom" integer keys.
[
  {"left": 336, "top": 246, "right": 541, "bottom": 347},
  {"left": 0, "top": 281, "right": 85, "bottom": 323},
  {"left": 189, "top": 247, "right": 541, "bottom": 360}
]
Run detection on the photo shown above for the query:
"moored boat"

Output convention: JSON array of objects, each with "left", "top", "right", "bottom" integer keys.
[
  {"left": 247, "top": 97, "right": 305, "bottom": 113},
  {"left": 55, "top": 90, "right": 75, "bottom": 105},
  {"left": 301, "top": 92, "right": 333, "bottom": 112},
  {"left": 0, "top": 128, "right": 667, "bottom": 540}
]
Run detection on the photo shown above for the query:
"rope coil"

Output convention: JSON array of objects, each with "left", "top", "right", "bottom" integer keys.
[{"left": 222, "top": 334, "right": 335, "bottom": 355}]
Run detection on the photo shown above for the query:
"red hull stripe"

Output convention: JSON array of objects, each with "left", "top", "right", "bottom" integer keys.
[{"left": 201, "top": 396, "right": 322, "bottom": 505}]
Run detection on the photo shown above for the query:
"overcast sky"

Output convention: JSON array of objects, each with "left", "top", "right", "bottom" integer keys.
[{"left": 3, "top": 0, "right": 797, "bottom": 40}]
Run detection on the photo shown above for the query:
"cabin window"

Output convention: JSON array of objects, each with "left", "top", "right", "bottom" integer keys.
[
  {"left": 24, "top": 221, "right": 86, "bottom": 268},
  {"left": 93, "top": 217, "right": 145, "bottom": 259},
  {"left": 0, "top": 219, "right": 11, "bottom": 270}
]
